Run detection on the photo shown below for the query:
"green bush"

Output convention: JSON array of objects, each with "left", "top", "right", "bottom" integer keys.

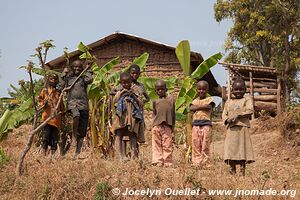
[
  {"left": 0, "top": 149, "right": 10, "bottom": 167},
  {"left": 94, "top": 181, "right": 112, "bottom": 200}
]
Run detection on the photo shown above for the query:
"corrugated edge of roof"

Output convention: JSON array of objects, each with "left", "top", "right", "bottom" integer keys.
[{"left": 46, "top": 32, "right": 203, "bottom": 68}]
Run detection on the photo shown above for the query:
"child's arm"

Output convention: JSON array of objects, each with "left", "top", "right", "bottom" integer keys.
[
  {"left": 190, "top": 104, "right": 212, "bottom": 112},
  {"left": 142, "top": 85, "right": 150, "bottom": 103},
  {"left": 37, "top": 89, "right": 47, "bottom": 108},
  {"left": 172, "top": 99, "right": 176, "bottom": 129},
  {"left": 222, "top": 101, "right": 231, "bottom": 125},
  {"left": 236, "top": 96, "right": 254, "bottom": 118},
  {"left": 113, "top": 91, "right": 122, "bottom": 104},
  {"left": 152, "top": 101, "right": 157, "bottom": 116}
]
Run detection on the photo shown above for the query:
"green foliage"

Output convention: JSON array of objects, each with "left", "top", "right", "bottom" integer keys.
[
  {"left": 191, "top": 52, "right": 223, "bottom": 79},
  {"left": 0, "top": 110, "right": 12, "bottom": 141},
  {"left": 139, "top": 76, "right": 181, "bottom": 110},
  {"left": 77, "top": 40, "right": 152, "bottom": 151},
  {"left": 175, "top": 40, "right": 190, "bottom": 76},
  {"left": 132, "top": 52, "right": 149, "bottom": 71},
  {"left": 78, "top": 42, "right": 95, "bottom": 61},
  {"left": 94, "top": 181, "right": 112, "bottom": 200},
  {"left": 214, "top": 0, "right": 300, "bottom": 91},
  {"left": 31, "top": 67, "right": 61, "bottom": 77},
  {"left": 0, "top": 99, "right": 34, "bottom": 141},
  {"left": 0, "top": 149, "right": 10, "bottom": 167},
  {"left": 174, "top": 41, "right": 222, "bottom": 120}
]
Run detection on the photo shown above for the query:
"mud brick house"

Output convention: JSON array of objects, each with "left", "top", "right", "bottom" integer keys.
[{"left": 46, "top": 32, "right": 222, "bottom": 96}]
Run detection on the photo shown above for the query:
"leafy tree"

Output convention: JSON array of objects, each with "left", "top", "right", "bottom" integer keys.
[{"left": 214, "top": 0, "right": 300, "bottom": 102}]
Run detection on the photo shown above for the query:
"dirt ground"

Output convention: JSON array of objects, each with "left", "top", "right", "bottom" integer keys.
[{"left": 0, "top": 114, "right": 299, "bottom": 200}]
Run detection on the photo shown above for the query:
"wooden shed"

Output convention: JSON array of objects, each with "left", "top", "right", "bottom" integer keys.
[
  {"left": 46, "top": 32, "right": 222, "bottom": 96},
  {"left": 220, "top": 62, "right": 282, "bottom": 115}
]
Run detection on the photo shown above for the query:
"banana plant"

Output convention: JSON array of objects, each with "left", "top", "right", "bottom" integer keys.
[
  {"left": 0, "top": 99, "right": 34, "bottom": 141},
  {"left": 175, "top": 40, "right": 222, "bottom": 161},
  {"left": 77, "top": 41, "right": 151, "bottom": 156},
  {"left": 175, "top": 40, "right": 223, "bottom": 120}
]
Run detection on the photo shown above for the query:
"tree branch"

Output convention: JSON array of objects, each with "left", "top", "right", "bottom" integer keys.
[{"left": 16, "top": 64, "right": 91, "bottom": 176}]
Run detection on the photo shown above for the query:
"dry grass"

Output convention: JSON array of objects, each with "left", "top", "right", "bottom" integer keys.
[{"left": 0, "top": 113, "right": 300, "bottom": 199}]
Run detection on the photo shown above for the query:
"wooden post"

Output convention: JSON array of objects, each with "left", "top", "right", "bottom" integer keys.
[
  {"left": 249, "top": 72, "right": 254, "bottom": 96},
  {"left": 277, "top": 77, "right": 282, "bottom": 114},
  {"left": 249, "top": 71, "right": 255, "bottom": 119},
  {"left": 227, "top": 69, "right": 231, "bottom": 100},
  {"left": 221, "top": 86, "right": 226, "bottom": 110}
]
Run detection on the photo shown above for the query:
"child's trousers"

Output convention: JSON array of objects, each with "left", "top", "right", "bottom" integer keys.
[
  {"left": 152, "top": 124, "right": 173, "bottom": 166},
  {"left": 42, "top": 124, "right": 59, "bottom": 151},
  {"left": 192, "top": 125, "right": 211, "bottom": 165}
]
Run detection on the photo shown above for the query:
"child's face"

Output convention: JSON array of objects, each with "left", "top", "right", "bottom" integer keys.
[
  {"left": 72, "top": 61, "right": 83, "bottom": 76},
  {"left": 197, "top": 82, "right": 208, "bottom": 99},
  {"left": 48, "top": 77, "right": 58, "bottom": 87},
  {"left": 120, "top": 76, "right": 132, "bottom": 90},
  {"left": 130, "top": 68, "right": 140, "bottom": 82},
  {"left": 232, "top": 81, "right": 246, "bottom": 99},
  {"left": 155, "top": 84, "right": 167, "bottom": 98}
]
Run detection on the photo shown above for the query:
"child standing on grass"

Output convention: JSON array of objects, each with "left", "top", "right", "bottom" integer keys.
[
  {"left": 38, "top": 73, "right": 64, "bottom": 158},
  {"left": 222, "top": 78, "right": 254, "bottom": 176},
  {"left": 129, "top": 64, "right": 150, "bottom": 144},
  {"left": 112, "top": 72, "right": 144, "bottom": 161},
  {"left": 60, "top": 60, "right": 93, "bottom": 159},
  {"left": 151, "top": 80, "right": 175, "bottom": 167},
  {"left": 190, "top": 80, "right": 215, "bottom": 166}
]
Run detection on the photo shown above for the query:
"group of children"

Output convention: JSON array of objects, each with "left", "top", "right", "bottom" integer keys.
[{"left": 39, "top": 60, "right": 255, "bottom": 175}]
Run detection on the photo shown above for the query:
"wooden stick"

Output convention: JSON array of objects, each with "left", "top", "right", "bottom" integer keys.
[
  {"left": 241, "top": 76, "right": 277, "bottom": 82},
  {"left": 245, "top": 81, "right": 276, "bottom": 88},
  {"left": 254, "top": 101, "right": 277, "bottom": 111},
  {"left": 249, "top": 72, "right": 255, "bottom": 119},
  {"left": 227, "top": 69, "right": 231, "bottom": 100},
  {"left": 253, "top": 95, "right": 277, "bottom": 101},
  {"left": 277, "top": 77, "right": 282, "bottom": 114},
  {"left": 247, "top": 88, "right": 277, "bottom": 94},
  {"left": 16, "top": 64, "right": 91, "bottom": 176}
]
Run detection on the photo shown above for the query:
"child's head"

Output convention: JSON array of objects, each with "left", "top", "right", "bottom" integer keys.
[
  {"left": 120, "top": 72, "right": 132, "bottom": 90},
  {"left": 196, "top": 80, "right": 209, "bottom": 99},
  {"left": 129, "top": 64, "right": 141, "bottom": 82},
  {"left": 71, "top": 60, "right": 84, "bottom": 76},
  {"left": 47, "top": 73, "right": 59, "bottom": 87},
  {"left": 155, "top": 80, "right": 167, "bottom": 98},
  {"left": 232, "top": 78, "right": 246, "bottom": 99}
]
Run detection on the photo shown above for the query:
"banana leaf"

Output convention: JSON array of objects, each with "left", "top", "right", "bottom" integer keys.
[
  {"left": 175, "top": 40, "right": 190, "bottom": 76},
  {"left": 0, "top": 99, "right": 34, "bottom": 141},
  {"left": 132, "top": 53, "right": 149, "bottom": 71},
  {"left": 191, "top": 52, "right": 223, "bottom": 79},
  {"left": 0, "top": 110, "right": 12, "bottom": 140}
]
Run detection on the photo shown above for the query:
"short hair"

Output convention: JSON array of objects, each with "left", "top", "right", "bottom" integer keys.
[
  {"left": 129, "top": 64, "right": 141, "bottom": 72},
  {"left": 155, "top": 79, "right": 167, "bottom": 88},
  {"left": 197, "top": 80, "right": 209, "bottom": 88},
  {"left": 71, "top": 60, "right": 83, "bottom": 67},
  {"left": 120, "top": 71, "right": 132, "bottom": 80},
  {"left": 47, "top": 73, "right": 58, "bottom": 81},
  {"left": 232, "top": 77, "right": 246, "bottom": 86}
]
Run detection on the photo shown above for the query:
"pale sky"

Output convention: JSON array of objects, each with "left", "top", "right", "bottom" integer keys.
[{"left": 0, "top": 0, "right": 232, "bottom": 98}]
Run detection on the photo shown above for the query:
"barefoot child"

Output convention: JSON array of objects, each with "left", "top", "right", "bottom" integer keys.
[
  {"left": 222, "top": 78, "right": 254, "bottom": 176},
  {"left": 152, "top": 80, "right": 175, "bottom": 167},
  {"left": 112, "top": 72, "right": 144, "bottom": 161},
  {"left": 190, "top": 80, "right": 215, "bottom": 166},
  {"left": 121, "top": 64, "right": 149, "bottom": 151},
  {"left": 38, "top": 73, "right": 64, "bottom": 157},
  {"left": 60, "top": 60, "right": 93, "bottom": 159}
]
